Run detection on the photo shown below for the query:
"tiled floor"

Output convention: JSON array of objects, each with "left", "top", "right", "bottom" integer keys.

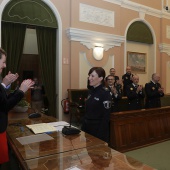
[{"left": 125, "top": 140, "right": 170, "bottom": 170}]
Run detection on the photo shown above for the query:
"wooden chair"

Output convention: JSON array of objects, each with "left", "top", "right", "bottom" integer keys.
[{"left": 67, "top": 89, "right": 88, "bottom": 125}]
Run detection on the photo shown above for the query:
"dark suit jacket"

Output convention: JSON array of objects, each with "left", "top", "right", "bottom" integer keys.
[
  {"left": 145, "top": 81, "right": 164, "bottom": 108},
  {"left": 108, "top": 85, "right": 122, "bottom": 112},
  {"left": 0, "top": 84, "right": 24, "bottom": 133},
  {"left": 126, "top": 84, "right": 145, "bottom": 110},
  {"left": 122, "top": 73, "right": 133, "bottom": 96}
]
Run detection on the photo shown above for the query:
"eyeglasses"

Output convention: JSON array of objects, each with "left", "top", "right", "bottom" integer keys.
[{"left": 107, "top": 79, "right": 114, "bottom": 81}]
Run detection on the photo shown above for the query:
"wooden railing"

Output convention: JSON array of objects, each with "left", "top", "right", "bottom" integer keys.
[{"left": 110, "top": 106, "right": 170, "bottom": 152}]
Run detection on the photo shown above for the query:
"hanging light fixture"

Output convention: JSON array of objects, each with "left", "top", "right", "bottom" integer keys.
[{"left": 93, "top": 46, "right": 104, "bottom": 60}]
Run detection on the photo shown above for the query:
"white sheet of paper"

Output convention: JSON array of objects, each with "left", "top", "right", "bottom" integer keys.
[
  {"left": 16, "top": 134, "right": 53, "bottom": 145},
  {"left": 26, "top": 123, "right": 56, "bottom": 134},
  {"left": 47, "top": 121, "right": 69, "bottom": 131}
]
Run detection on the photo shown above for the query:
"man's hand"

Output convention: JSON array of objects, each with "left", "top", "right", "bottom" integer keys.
[
  {"left": 116, "top": 80, "right": 122, "bottom": 85},
  {"left": 2, "top": 71, "right": 19, "bottom": 86},
  {"left": 111, "top": 86, "right": 117, "bottom": 95},
  {"left": 19, "top": 79, "right": 35, "bottom": 93},
  {"left": 136, "top": 85, "right": 143, "bottom": 93},
  {"left": 158, "top": 87, "right": 164, "bottom": 94}
]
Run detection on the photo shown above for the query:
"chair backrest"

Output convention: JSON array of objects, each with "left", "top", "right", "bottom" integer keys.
[{"left": 67, "top": 89, "right": 88, "bottom": 106}]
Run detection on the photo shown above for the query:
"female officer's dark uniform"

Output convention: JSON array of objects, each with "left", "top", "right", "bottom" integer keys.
[{"left": 81, "top": 84, "right": 112, "bottom": 143}]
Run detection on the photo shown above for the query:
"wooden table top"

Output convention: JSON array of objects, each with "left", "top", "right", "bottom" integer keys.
[
  {"left": 7, "top": 111, "right": 105, "bottom": 159},
  {"left": 24, "top": 144, "right": 155, "bottom": 170},
  {"left": 7, "top": 110, "right": 156, "bottom": 170}
]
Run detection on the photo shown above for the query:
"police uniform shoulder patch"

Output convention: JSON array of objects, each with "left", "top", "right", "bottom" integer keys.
[
  {"left": 103, "top": 101, "right": 111, "bottom": 109},
  {"left": 103, "top": 87, "right": 109, "bottom": 91}
]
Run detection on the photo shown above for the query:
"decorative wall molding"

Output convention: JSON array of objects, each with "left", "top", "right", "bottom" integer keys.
[
  {"left": 166, "top": 25, "right": 170, "bottom": 39},
  {"left": 139, "top": 10, "right": 146, "bottom": 20},
  {"left": 159, "top": 43, "right": 170, "bottom": 56},
  {"left": 103, "top": 0, "right": 170, "bottom": 20},
  {"left": 80, "top": 3, "right": 114, "bottom": 27},
  {"left": 66, "top": 28, "right": 125, "bottom": 51}
]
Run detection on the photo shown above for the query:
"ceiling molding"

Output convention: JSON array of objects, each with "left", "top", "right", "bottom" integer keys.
[
  {"left": 103, "top": 0, "right": 170, "bottom": 19},
  {"left": 66, "top": 28, "right": 125, "bottom": 51},
  {"left": 159, "top": 43, "right": 170, "bottom": 56}
]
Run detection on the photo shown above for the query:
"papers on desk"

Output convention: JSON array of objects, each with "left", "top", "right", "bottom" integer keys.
[
  {"left": 26, "top": 123, "right": 56, "bottom": 134},
  {"left": 16, "top": 134, "right": 54, "bottom": 145},
  {"left": 26, "top": 121, "right": 70, "bottom": 134},
  {"left": 47, "top": 121, "right": 69, "bottom": 131}
]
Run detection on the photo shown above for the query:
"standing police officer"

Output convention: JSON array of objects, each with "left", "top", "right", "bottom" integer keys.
[
  {"left": 81, "top": 67, "right": 112, "bottom": 143},
  {"left": 145, "top": 73, "right": 164, "bottom": 108},
  {"left": 126, "top": 74, "right": 145, "bottom": 110},
  {"left": 106, "top": 75, "right": 122, "bottom": 112},
  {"left": 122, "top": 66, "right": 133, "bottom": 96}
]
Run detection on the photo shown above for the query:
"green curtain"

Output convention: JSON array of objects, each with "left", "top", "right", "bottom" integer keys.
[
  {"left": 1, "top": 22, "right": 26, "bottom": 76},
  {"left": 36, "top": 26, "right": 57, "bottom": 117}
]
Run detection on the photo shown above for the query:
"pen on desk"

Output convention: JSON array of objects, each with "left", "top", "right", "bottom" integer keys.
[
  {"left": 46, "top": 132, "right": 53, "bottom": 134},
  {"left": 20, "top": 126, "right": 25, "bottom": 132}
]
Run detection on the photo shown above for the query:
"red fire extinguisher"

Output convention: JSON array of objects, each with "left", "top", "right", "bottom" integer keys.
[{"left": 61, "top": 98, "right": 69, "bottom": 114}]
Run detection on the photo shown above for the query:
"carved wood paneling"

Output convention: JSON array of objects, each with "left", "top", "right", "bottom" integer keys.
[{"left": 110, "top": 107, "right": 170, "bottom": 152}]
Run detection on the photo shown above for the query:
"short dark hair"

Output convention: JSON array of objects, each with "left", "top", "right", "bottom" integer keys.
[
  {"left": 110, "top": 68, "right": 115, "bottom": 71},
  {"left": 88, "top": 67, "right": 106, "bottom": 84},
  {"left": 0, "top": 48, "right": 7, "bottom": 59},
  {"left": 106, "top": 75, "right": 114, "bottom": 81}
]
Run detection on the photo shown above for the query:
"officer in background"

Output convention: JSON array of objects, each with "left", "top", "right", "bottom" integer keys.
[
  {"left": 81, "top": 67, "right": 112, "bottom": 143},
  {"left": 126, "top": 74, "right": 145, "bottom": 110},
  {"left": 31, "top": 77, "right": 45, "bottom": 112},
  {"left": 122, "top": 66, "right": 133, "bottom": 96},
  {"left": 106, "top": 75, "right": 122, "bottom": 112},
  {"left": 109, "top": 68, "right": 119, "bottom": 82},
  {"left": 145, "top": 73, "right": 164, "bottom": 108}
]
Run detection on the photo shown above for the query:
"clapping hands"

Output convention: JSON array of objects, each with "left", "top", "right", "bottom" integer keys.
[
  {"left": 19, "top": 79, "right": 35, "bottom": 93},
  {"left": 2, "top": 71, "right": 19, "bottom": 86}
]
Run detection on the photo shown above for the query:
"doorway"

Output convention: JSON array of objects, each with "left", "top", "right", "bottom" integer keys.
[{"left": 0, "top": 0, "right": 63, "bottom": 119}]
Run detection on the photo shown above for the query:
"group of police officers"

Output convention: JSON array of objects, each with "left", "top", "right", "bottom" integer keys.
[
  {"left": 83, "top": 66, "right": 164, "bottom": 143},
  {"left": 106, "top": 67, "right": 164, "bottom": 112}
]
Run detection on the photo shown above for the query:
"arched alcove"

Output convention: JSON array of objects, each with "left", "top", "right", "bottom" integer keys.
[
  {"left": 2, "top": 0, "right": 58, "bottom": 28},
  {"left": 127, "top": 21, "right": 153, "bottom": 44},
  {"left": 126, "top": 20, "right": 155, "bottom": 86},
  {"left": 0, "top": 0, "right": 63, "bottom": 119}
]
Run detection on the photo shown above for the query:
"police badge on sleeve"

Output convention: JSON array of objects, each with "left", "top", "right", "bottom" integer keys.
[{"left": 103, "top": 101, "right": 111, "bottom": 109}]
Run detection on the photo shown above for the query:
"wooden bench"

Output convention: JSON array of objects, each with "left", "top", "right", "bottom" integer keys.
[
  {"left": 110, "top": 106, "right": 170, "bottom": 152},
  {"left": 67, "top": 88, "right": 170, "bottom": 125}
]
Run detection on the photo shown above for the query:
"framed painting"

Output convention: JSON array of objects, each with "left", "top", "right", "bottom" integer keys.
[{"left": 127, "top": 51, "right": 146, "bottom": 73}]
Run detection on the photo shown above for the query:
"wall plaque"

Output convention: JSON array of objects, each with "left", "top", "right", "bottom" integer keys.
[{"left": 80, "top": 4, "right": 114, "bottom": 27}]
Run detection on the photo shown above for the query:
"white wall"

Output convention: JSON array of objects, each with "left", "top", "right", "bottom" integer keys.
[
  {"left": 79, "top": 52, "right": 114, "bottom": 88},
  {"left": 166, "top": 61, "right": 170, "bottom": 94}
]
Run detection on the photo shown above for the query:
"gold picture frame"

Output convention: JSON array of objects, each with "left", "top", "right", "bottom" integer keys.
[{"left": 127, "top": 51, "right": 146, "bottom": 73}]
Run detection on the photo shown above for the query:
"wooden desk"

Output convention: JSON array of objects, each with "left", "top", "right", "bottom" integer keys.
[
  {"left": 7, "top": 110, "right": 105, "bottom": 169},
  {"left": 24, "top": 144, "right": 154, "bottom": 170},
  {"left": 7, "top": 110, "right": 155, "bottom": 170}
]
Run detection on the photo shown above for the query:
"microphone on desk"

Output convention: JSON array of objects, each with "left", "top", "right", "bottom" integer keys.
[
  {"left": 28, "top": 108, "right": 41, "bottom": 119},
  {"left": 62, "top": 102, "right": 81, "bottom": 135}
]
